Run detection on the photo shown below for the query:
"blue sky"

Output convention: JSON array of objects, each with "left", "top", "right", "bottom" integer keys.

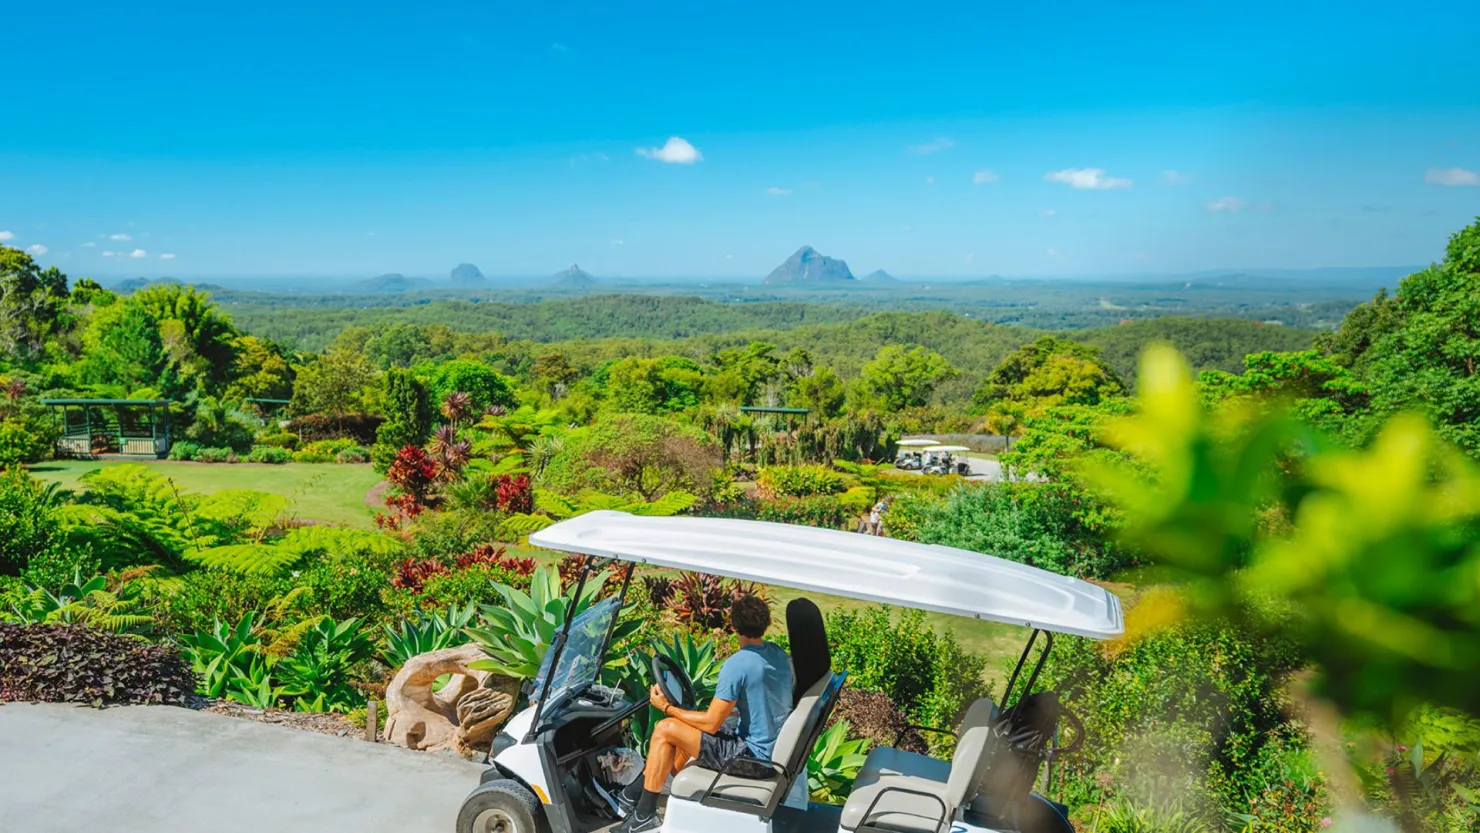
[{"left": 2, "top": 0, "right": 1478, "bottom": 280}]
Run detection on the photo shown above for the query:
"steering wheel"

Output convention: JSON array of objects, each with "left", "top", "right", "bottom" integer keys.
[
  {"left": 1047, "top": 708, "right": 1086, "bottom": 758},
  {"left": 650, "top": 654, "right": 696, "bottom": 711}
]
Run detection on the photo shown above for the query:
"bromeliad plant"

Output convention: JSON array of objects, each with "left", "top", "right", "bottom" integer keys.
[
  {"left": 618, "top": 632, "right": 724, "bottom": 752},
  {"left": 464, "top": 565, "right": 639, "bottom": 681},
  {"left": 178, "top": 613, "right": 374, "bottom": 712}
]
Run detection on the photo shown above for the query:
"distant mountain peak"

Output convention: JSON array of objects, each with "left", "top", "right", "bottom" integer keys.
[
  {"left": 449, "top": 263, "right": 485, "bottom": 284},
  {"left": 860, "top": 269, "right": 899, "bottom": 283},
  {"left": 349, "top": 273, "right": 433, "bottom": 293},
  {"left": 549, "top": 263, "right": 598, "bottom": 288},
  {"left": 764, "top": 245, "right": 855, "bottom": 284}
]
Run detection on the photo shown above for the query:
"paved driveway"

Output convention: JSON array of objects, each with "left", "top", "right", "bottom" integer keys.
[{"left": 0, "top": 703, "right": 483, "bottom": 833}]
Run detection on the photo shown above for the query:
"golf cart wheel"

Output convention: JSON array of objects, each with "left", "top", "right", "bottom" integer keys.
[{"left": 457, "top": 779, "right": 548, "bottom": 833}]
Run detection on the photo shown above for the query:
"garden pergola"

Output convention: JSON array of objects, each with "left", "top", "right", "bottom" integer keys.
[
  {"left": 40, "top": 398, "right": 173, "bottom": 459},
  {"left": 738, "top": 405, "right": 811, "bottom": 464}
]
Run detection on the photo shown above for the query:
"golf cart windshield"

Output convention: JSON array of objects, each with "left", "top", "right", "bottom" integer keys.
[{"left": 534, "top": 595, "right": 621, "bottom": 712}]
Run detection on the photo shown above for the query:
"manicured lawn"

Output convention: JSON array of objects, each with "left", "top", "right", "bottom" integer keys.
[{"left": 28, "top": 460, "right": 385, "bottom": 529}]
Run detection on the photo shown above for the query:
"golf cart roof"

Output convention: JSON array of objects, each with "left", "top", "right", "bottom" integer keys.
[
  {"left": 896, "top": 438, "right": 940, "bottom": 447},
  {"left": 529, "top": 512, "right": 1124, "bottom": 639},
  {"left": 925, "top": 445, "right": 972, "bottom": 452}
]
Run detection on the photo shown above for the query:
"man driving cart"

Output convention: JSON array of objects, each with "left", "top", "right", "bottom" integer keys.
[{"left": 615, "top": 594, "right": 794, "bottom": 833}]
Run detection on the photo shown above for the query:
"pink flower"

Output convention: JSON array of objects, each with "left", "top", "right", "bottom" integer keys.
[
  {"left": 1320, "top": 818, "right": 1333, "bottom": 829},
  {"left": 1396, "top": 744, "right": 1407, "bottom": 753}
]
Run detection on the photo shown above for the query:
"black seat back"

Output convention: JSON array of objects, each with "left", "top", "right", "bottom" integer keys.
[{"left": 785, "top": 598, "right": 830, "bottom": 707}]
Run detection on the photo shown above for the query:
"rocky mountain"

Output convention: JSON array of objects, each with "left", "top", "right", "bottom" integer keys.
[
  {"left": 349, "top": 273, "right": 434, "bottom": 293},
  {"left": 859, "top": 269, "right": 899, "bottom": 283},
  {"left": 549, "top": 264, "right": 598, "bottom": 288},
  {"left": 763, "top": 246, "right": 855, "bottom": 284},
  {"left": 449, "top": 263, "right": 485, "bottom": 285}
]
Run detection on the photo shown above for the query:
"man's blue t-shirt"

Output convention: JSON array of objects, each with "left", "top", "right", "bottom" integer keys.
[{"left": 714, "top": 642, "right": 794, "bottom": 760}]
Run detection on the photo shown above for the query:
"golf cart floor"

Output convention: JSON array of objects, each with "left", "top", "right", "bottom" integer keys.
[{"left": 774, "top": 803, "right": 845, "bottom": 833}]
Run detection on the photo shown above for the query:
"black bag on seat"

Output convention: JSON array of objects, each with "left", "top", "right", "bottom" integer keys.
[{"left": 979, "top": 691, "right": 1061, "bottom": 806}]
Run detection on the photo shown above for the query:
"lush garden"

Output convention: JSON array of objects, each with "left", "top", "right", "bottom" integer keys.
[{"left": 4, "top": 220, "right": 1480, "bottom": 831}]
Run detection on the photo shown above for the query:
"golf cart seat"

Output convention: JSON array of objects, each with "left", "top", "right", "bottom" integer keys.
[
  {"left": 839, "top": 699, "right": 1000, "bottom": 833},
  {"left": 669, "top": 599, "right": 843, "bottom": 819}
]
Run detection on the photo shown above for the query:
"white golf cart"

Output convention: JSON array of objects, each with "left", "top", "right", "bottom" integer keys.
[
  {"left": 921, "top": 446, "right": 972, "bottom": 476},
  {"left": 893, "top": 439, "right": 939, "bottom": 471},
  {"left": 457, "top": 512, "right": 1123, "bottom": 833}
]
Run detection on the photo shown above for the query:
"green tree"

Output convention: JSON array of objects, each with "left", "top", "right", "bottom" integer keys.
[
  {"left": 531, "top": 351, "right": 579, "bottom": 396},
  {"left": 376, "top": 368, "right": 433, "bottom": 451},
  {"left": 847, "top": 345, "right": 958, "bottom": 411},
  {"left": 601, "top": 356, "right": 703, "bottom": 414},
  {"left": 1358, "top": 219, "right": 1480, "bottom": 454},
  {"left": 290, "top": 348, "right": 378, "bottom": 417},
  {"left": 77, "top": 299, "right": 170, "bottom": 393},
  {"left": 0, "top": 469, "right": 65, "bottom": 576},
  {"left": 973, "top": 335, "right": 1123, "bottom": 416},
  {"left": 131, "top": 283, "right": 240, "bottom": 394},
  {"left": 706, "top": 341, "right": 781, "bottom": 405},
  {"left": 419, "top": 358, "right": 516, "bottom": 413},
  {"left": 0, "top": 246, "right": 69, "bottom": 364},
  {"left": 789, "top": 366, "right": 846, "bottom": 418},
  {"left": 223, "top": 335, "right": 295, "bottom": 402}
]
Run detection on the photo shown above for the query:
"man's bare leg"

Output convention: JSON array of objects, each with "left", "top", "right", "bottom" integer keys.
[{"left": 644, "top": 718, "right": 702, "bottom": 791}]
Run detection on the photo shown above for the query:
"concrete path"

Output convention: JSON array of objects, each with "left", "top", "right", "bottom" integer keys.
[{"left": 0, "top": 702, "right": 484, "bottom": 833}]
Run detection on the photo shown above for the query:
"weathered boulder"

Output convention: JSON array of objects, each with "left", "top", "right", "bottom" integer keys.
[{"left": 383, "top": 643, "right": 519, "bottom": 758}]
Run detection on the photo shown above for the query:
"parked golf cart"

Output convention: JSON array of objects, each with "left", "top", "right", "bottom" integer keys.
[
  {"left": 921, "top": 445, "right": 972, "bottom": 476},
  {"left": 456, "top": 512, "right": 1123, "bottom": 833},
  {"left": 893, "top": 438, "right": 938, "bottom": 471}
]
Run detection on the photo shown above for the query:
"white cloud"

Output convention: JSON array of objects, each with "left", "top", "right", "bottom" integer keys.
[
  {"left": 1040, "top": 209, "right": 1057, "bottom": 218},
  {"left": 82, "top": 241, "right": 96, "bottom": 248},
  {"left": 765, "top": 186, "right": 792, "bottom": 195},
  {"left": 160, "top": 253, "right": 176, "bottom": 260},
  {"left": 1206, "top": 196, "right": 1249, "bottom": 213},
  {"left": 550, "top": 42, "right": 571, "bottom": 54},
  {"left": 0, "top": 231, "right": 13, "bottom": 241},
  {"left": 1044, "top": 168, "right": 1132, "bottom": 189},
  {"left": 1425, "top": 167, "right": 1478, "bottom": 187},
  {"left": 925, "top": 176, "right": 935, "bottom": 184},
  {"left": 129, "top": 249, "right": 148, "bottom": 258},
  {"left": 102, "top": 250, "right": 117, "bottom": 257},
  {"left": 908, "top": 137, "right": 955, "bottom": 155},
  {"left": 109, "top": 233, "right": 132, "bottom": 241},
  {"left": 1161, "top": 170, "right": 1193, "bottom": 185},
  {"left": 610, "top": 239, "right": 624, "bottom": 246},
  {"left": 636, "top": 137, "right": 703, "bottom": 164},
  {"left": 26, "top": 244, "right": 48, "bottom": 255},
  {"left": 972, "top": 170, "right": 999, "bottom": 185},
  {"left": 1046, "top": 248, "right": 1063, "bottom": 260}
]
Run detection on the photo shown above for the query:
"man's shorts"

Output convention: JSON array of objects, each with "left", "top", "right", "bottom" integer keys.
[{"left": 696, "top": 730, "right": 773, "bottom": 778}]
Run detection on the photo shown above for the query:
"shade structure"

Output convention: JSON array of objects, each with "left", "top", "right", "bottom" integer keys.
[{"left": 530, "top": 511, "right": 1123, "bottom": 639}]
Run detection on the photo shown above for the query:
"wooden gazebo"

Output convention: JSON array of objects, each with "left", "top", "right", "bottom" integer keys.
[{"left": 41, "top": 398, "right": 173, "bottom": 459}]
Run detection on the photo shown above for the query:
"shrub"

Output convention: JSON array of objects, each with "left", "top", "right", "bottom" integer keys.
[
  {"left": 1040, "top": 594, "right": 1308, "bottom": 819},
  {"left": 302, "top": 438, "right": 357, "bottom": 455},
  {"left": 243, "top": 446, "right": 291, "bottom": 464},
  {"left": 147, "top": 568, "right": 295, "bottom": 636},
  {"left": 335, "top": 446, "right": 370, "bottom": 464},
  {"left": 542, "top": 413, "right": 723, "bottom": 500},
  {"left": 0, "top": 623, "right": 196, "bottom": 706},
  {"left": 390, "top": 544, "right": 533, "bottom": 595},
  {"left": 702, "top": 495, "right": 853, "bottom": 530},
  {"left": 826, "top": 605, "right": 988, "bottom": 747},
  {"left": 671, "top": 573, "right": 770, "bottom": 631},
  {"left": 827, "top": 688, "right": 928, "bottom": 755},
  {"left": 185, "top": 398, "right": 255, "bottom": 452},
  {"left": 295, "top": 546, "right": 398, "bottom": 625},
  {"left": 906, "top": 481, "right": 1130, "bottom": 579},
  {"left": 194, "top": 446, "right": 236, "bottom": 464},
  {"left": 0, "top": 468, "right": 63, "bottom": 575},
  {"left": 167, "top": 441, "right": 202, "bottom": 461},
  {"left": 292, "top": 450, "right": 335, "bottom": 463},
  {"left": 0, "top": 418, "right": 51, "bottom": 465},
  {"left": 756, "top": 464, "right": 847, "bottom": 498},
  {"left": 285, "top": 413, "right": 384, "bottom": 444},
  {"left": 255, "top": 431, "right": 298, "bottom": 449},
  {"left": 273, "top": 617, "right": 376, "bottom": 713}
]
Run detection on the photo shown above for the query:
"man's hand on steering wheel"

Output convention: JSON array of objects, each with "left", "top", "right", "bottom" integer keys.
[{"left": 648, "top": 684, "right": 673, "bottom": 715}]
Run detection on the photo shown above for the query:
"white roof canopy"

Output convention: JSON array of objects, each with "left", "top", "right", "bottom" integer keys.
[
  {"left": 896, "top": 439, "right": 940, "bottom": 447},
  {"left": 924, "top": 445, "right": 971, "bottom": 452},
  {"left": 529, "top": 512, "right": 1123, "bottom": 639}
]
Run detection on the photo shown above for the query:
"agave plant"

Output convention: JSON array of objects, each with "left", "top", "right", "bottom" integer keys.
[
  {"left": 380, "top": 602, "right": 477, "bottom": 668},
  {"left": 178, "top": 614, "right": 269, "bottom": 699},
  {"left": 807, "top": 720, "right": 871, "bottom": 804},
  {"left": 464, "top": 565, "right": 638, "bottom": 681},
  {"left": 499, "top": 489, "right": 697, "bottom": 538},
  {"left": 274, "top": 617, "right": 376, "bottom": 713}
]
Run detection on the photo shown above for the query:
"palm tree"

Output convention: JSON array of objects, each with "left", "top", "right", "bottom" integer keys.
[{"left": 441, "top": 391, "right": 473, "bottom": 426}]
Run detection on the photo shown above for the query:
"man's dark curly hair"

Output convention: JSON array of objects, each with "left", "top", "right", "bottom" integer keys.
[{"left": 730, "top": 594, "right": 772, "bottom": 639}]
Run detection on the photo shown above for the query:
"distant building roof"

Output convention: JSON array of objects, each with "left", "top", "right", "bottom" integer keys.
[{"left": 40, "top": 398, "right": 172, "bottom": 406}]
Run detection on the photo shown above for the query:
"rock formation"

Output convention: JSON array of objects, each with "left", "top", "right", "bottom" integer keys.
[{"left": 383, "top": 643, "right": 519, "bottom": 759}]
